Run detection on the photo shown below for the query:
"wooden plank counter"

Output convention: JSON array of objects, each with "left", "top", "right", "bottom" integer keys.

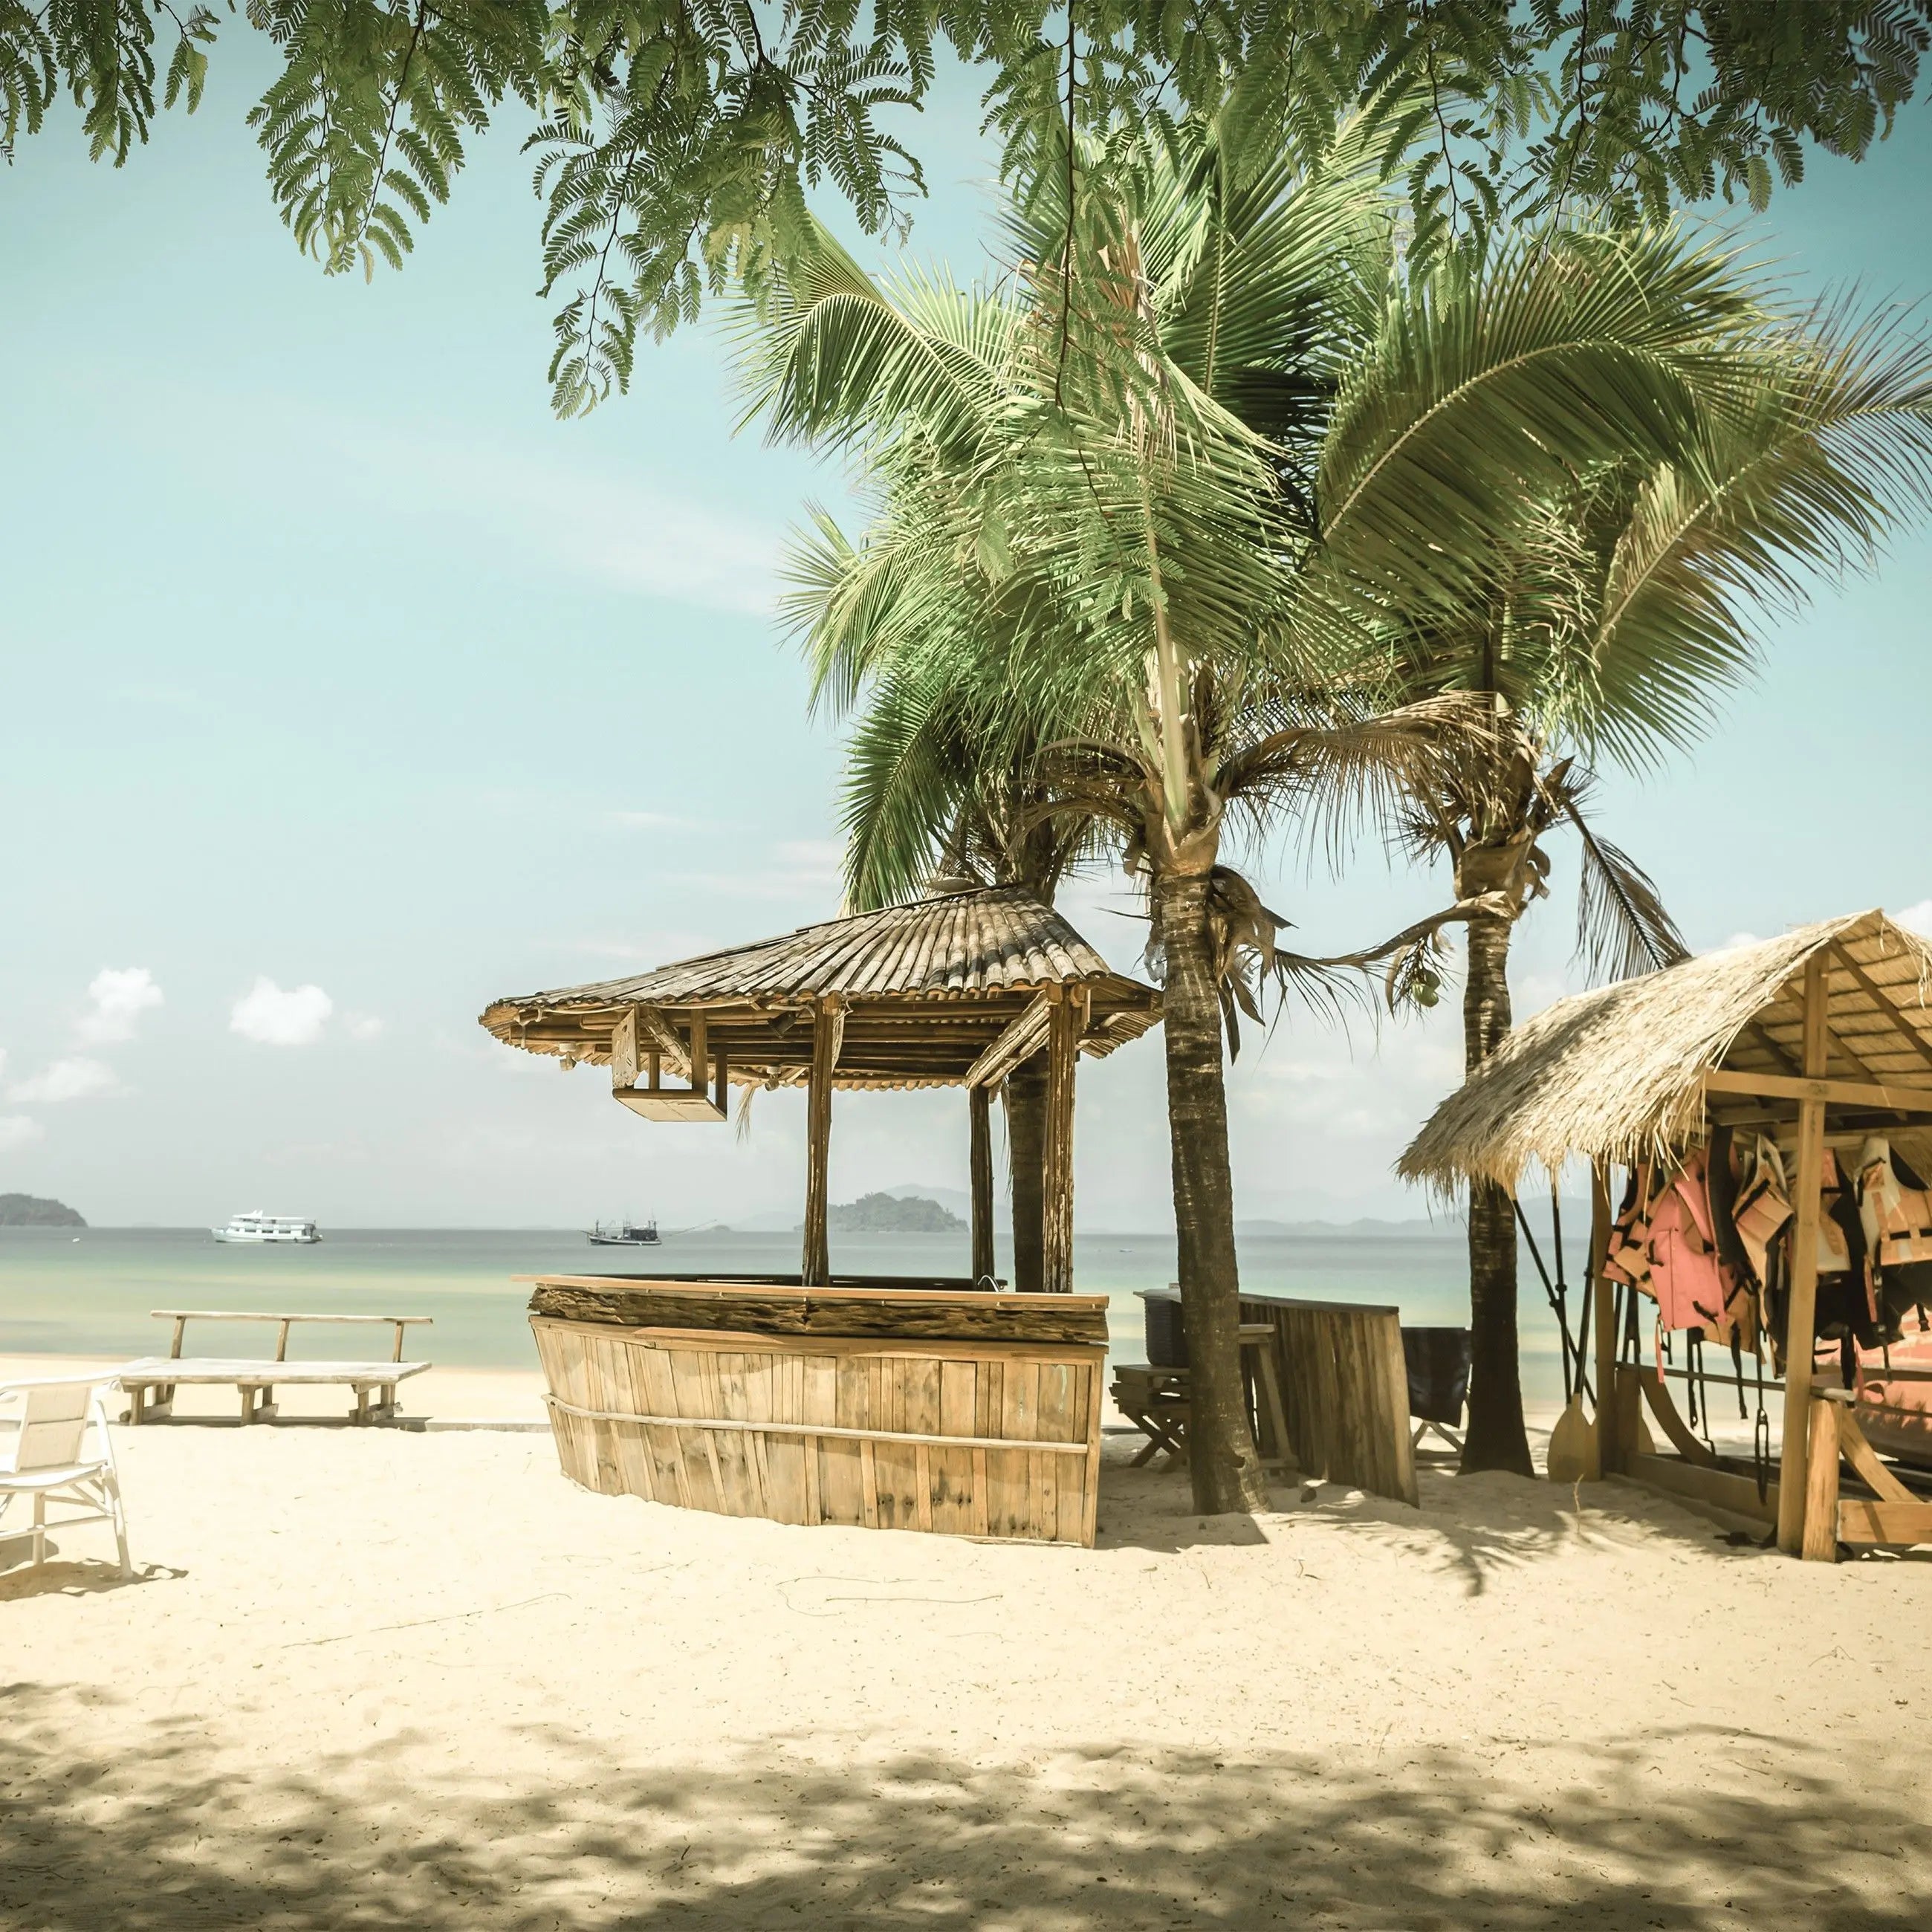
[{"left": 525, "top": 1277, "right": 1109, "bottom": 1546}]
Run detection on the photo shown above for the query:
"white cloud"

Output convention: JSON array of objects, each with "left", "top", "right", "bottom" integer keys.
[
  {"left": 77, "top": 965, "right": 163, "bottom": 1044},
  {"left": 1894, "top": 900, "right": 1932, "bottom": 937},
  {"left": 344, "top": 1012, "right": 384, "bottom": 1040},
  {"left": 7, "top": 1057, "right": 123, "bottom": 1103},
  {"left": 0, "top": 1115, "right": 42, "bottom": 1151},
  {"left": 230, "top": 977, "right": 334, "bottom": 1046}
]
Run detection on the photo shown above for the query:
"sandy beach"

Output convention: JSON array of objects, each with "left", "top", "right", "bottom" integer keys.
[{"left": 5, "top": 1395, "right": 1929, "bottom": 1930}]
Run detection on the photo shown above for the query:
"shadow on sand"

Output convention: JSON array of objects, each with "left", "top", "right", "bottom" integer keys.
[
  {"left": 1, "top": 1683, "right": 1925, "bottom": 1931},
  {"left": 1097, "top": 1446, "right": 1772, "bottom": 1590}
]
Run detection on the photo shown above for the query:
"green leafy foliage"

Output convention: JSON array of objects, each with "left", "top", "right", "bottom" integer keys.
[
  {"left": 1386, "top": 285, "right": 1932, "bottom": 987},
  {"left": 3, "top": 0, "right": 221, "bottom": 161},
  {"left": 4, "top": 4, "right": 1931, "bottom": 407},
  {"left": 246, "top": 0, "right": 545, "bottom": 281}
]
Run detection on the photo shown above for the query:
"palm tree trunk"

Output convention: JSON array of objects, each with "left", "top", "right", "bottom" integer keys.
[
  {"left": 1156, "top": 870, "right": 1270, "bottom": 1514},
  {"left": 1461, "top": 909, "right": 1534, "bottom": 1476},
  {"left": 1003, "top": 1054, "right": 1047, "bottom": 1294}
]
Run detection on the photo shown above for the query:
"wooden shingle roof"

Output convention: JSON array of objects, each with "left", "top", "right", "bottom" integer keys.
[{"left": 479, "top": 886, "right": 1161, "bottom": 1091}]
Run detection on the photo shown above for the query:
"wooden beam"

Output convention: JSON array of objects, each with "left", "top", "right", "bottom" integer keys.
[
  {"left": 1704, "top": 1066, "right": 1932, "bottom": 1115},
  {"left": 614, "top": 1087, "right": 724, "bottom": 1121},
  {"left": 611, "top": 1008, "right": 640, "bottom": 1091},
  {"left": 1624, "top": 1452, "right": 1778, "bottom": 1525},
  {"left": 1823, "top": 1020, "right": 1887, "bottom": 1086},
  {"left": 801, "top": 996, "right": 846, "bottom": 1288},
  {"left": 1637, "top": 1367, "right": 1720, "bottom": 1468},
  {"left": 635, "top": 1003, "right": 692, "bottom": 1079},
  {"left": 713, "top": 1043, "right": 729, "bottom": 1118},
  {"left": 1040, "top": 988, "right": 1081, "bottom": 1295},
  {"left": 1801, "top": 1396, "right": 1842, "bottom": 1561},
  {"left": 1590, "top": 1163, "right": 1615, "bottom": 1479},
  {"left": 1743, "top": 1020, "right": 1799, "bottom": 1076},
  {"left": 687, "top": 1010, "right": 707, "bottom": 1093},
  {"left": 1835, "top": 1404, "right": 1919, "bottom": 1504},
  {"left": 1838, "top": 1497, "right": 1932, "bottom": 1544},
  {"left": 963, "top": 991, "right": 1052, "bottom": 1089},
  {"left": 613, "top": 1004, "right": 725, "bottom": 1120},
  {"left": 1830, "top": 941, "right": 1932, "bottom": 1074},
  {"left": 969, "top": 1086, "right": 995, "bottom": 1284},
  {"left": 1777, "top": 955, "right": 1829, "bottom": 1556}
]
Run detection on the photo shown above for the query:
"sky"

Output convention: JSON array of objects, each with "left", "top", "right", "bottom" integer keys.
[{"left": 3, "top": 48, "right": 1931, "bottom": 1231}]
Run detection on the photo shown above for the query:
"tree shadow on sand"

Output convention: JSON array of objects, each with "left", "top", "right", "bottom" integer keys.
[
  {"left": 2, "top": 1685, "right": 1925, "bottom": 1931},
  {"left": 1099, "top": 1450, "right": 1771, "bottom": 1592}
]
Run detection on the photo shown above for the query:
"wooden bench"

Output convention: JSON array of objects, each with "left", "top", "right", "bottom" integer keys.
[{"left": 120, "top": 1311, "right": 432, "bottom": 1425}]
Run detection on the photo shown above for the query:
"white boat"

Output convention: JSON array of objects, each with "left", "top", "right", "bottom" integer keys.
[
  {"left": 212, "top": 1212, "right": 322, "bottom": 1245},
  {"left": 586, "top": 1219, "right": 660, "bottom": 1247}
]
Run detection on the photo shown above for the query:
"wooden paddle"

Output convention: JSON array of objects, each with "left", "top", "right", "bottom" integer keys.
[{"left": 1525, "top": 1184, "right": 1595, "bottom": 1483}]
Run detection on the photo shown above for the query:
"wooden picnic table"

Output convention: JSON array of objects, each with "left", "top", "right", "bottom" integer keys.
[{"left": 120, "top": 1310, "right": 433, "bottom": 1424}]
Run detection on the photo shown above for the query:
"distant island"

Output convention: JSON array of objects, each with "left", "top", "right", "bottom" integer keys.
[
  {"left": 806, "top": 1192, "right": 965, "bottom": 1234},
  {"left": 0, "top": 1192, "right": 85, "bottom": 1227}
]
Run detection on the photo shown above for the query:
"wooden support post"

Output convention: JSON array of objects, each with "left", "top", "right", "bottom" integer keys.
[
  {"left": 1589, "top": 1163, "right": 1615, "bottom": 1479},
  {"left": 968, "top": 1085, "right": 995, "bottom": 1283},
  {"left": 1801, "top": 1395, "right": 1841, "bottom": 1563},
  {"left": 275, "top": 1318, "right": 291, "bottom": 1363},
  {"left": 802, "top": 996, "right": 845, "bottom": 1288},
  {"left": 713, "top": 1045, "right": 729, "bottom": 1119},
  {"left": 611, "top": 1008, "right": 640, "bottom": 1091},
  {"left": 1777, "top": 953, "right": 1829, "bottom": 1555},
  {"left": 1040, "top": 987, "right": 1081, "bottom": 1295},
  {"left": 687, "top": 1009, "right": 707, "bottom": 1100}
]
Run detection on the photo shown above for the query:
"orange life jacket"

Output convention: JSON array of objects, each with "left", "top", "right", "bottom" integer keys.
[
  {"left": 1731, "top": 1134, "right": 1793, "bottom": 1293},
  {"left": 1606, "top": 1151, "right": 1750, "bottom": 1364},
  {"left": 1855, "top": 1136, "right": 1932, "bottom": 1266},
  {"left": 1604, "top": 1162, "right": 1656, "bottom": 1289}
]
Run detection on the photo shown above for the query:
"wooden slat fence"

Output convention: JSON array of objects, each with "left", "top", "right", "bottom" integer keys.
[
  {"left": 532, "top": 1315, "right": 1105, "bottom": 1546},
  {"left": 1237, "top": 1293, "right": 1418, "bottom": 1506}
]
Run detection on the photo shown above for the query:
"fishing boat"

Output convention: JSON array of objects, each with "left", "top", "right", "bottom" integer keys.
[
  {"left": 212, "top": 1212, "right": 322, "bottom": 1245},
  {"left": 586, "top": 1219, "right": 660, "bottom": 1247}
]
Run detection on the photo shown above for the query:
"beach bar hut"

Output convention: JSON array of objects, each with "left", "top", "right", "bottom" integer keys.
[
  {"left": 1399, "top": 910, "right": 1932, "bottom": 1560},
  {"left": 479, "top": 884, "right": 1161, "bottom": 1545}
]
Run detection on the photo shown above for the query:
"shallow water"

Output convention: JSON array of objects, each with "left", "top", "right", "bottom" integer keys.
[{"left": 0, "top": 1224, "right": 1570, "bottom": 1402}]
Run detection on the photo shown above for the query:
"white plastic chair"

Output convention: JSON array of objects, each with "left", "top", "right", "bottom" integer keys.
[{"left": 0, "top": 1377, "right": 132, "bottom": 1578}]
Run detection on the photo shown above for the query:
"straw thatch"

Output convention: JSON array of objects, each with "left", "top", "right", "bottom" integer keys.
[
  {"left": 1398, "top": 910, "right": 1932, "bottom": 1196},
  {"left": 479, "top": 884, "right": 1161, "bottom": 1091}
]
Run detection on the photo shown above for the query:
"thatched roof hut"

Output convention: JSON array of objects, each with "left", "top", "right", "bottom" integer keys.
[
  {"left": 480, "top": 884, "right": 1159, "bottom": 1092},
  {"left": 480, "top": 884, "right": 1161, "bottom": 1291},
  {"left": 1398, "top": 910, "right": 1932, "bottom": 1560},
  {"left": 1398, "top": 910, "right": 1932, "bottom": 1197}
]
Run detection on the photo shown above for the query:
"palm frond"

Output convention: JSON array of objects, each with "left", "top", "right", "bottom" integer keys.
[{"left": 1564, "top": 796, "right": 1690, "bottom": 982}]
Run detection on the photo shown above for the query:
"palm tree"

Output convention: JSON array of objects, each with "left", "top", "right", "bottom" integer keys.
[
  {"left": 1372, "top": 308, "right": 1932, "bottom": 1473},
  {"left": 735, "top": 120, "right": 1800, "bottom": 1514}
]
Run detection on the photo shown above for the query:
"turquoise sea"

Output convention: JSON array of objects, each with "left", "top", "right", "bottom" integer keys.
[{"left": 0, "top": 1225, "right": 1572, "bottom": 1404}]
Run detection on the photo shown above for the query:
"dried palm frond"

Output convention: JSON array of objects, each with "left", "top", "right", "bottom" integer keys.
[{"left": 1398, "top": 911, "right": 1932, "bottom": 1197}]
